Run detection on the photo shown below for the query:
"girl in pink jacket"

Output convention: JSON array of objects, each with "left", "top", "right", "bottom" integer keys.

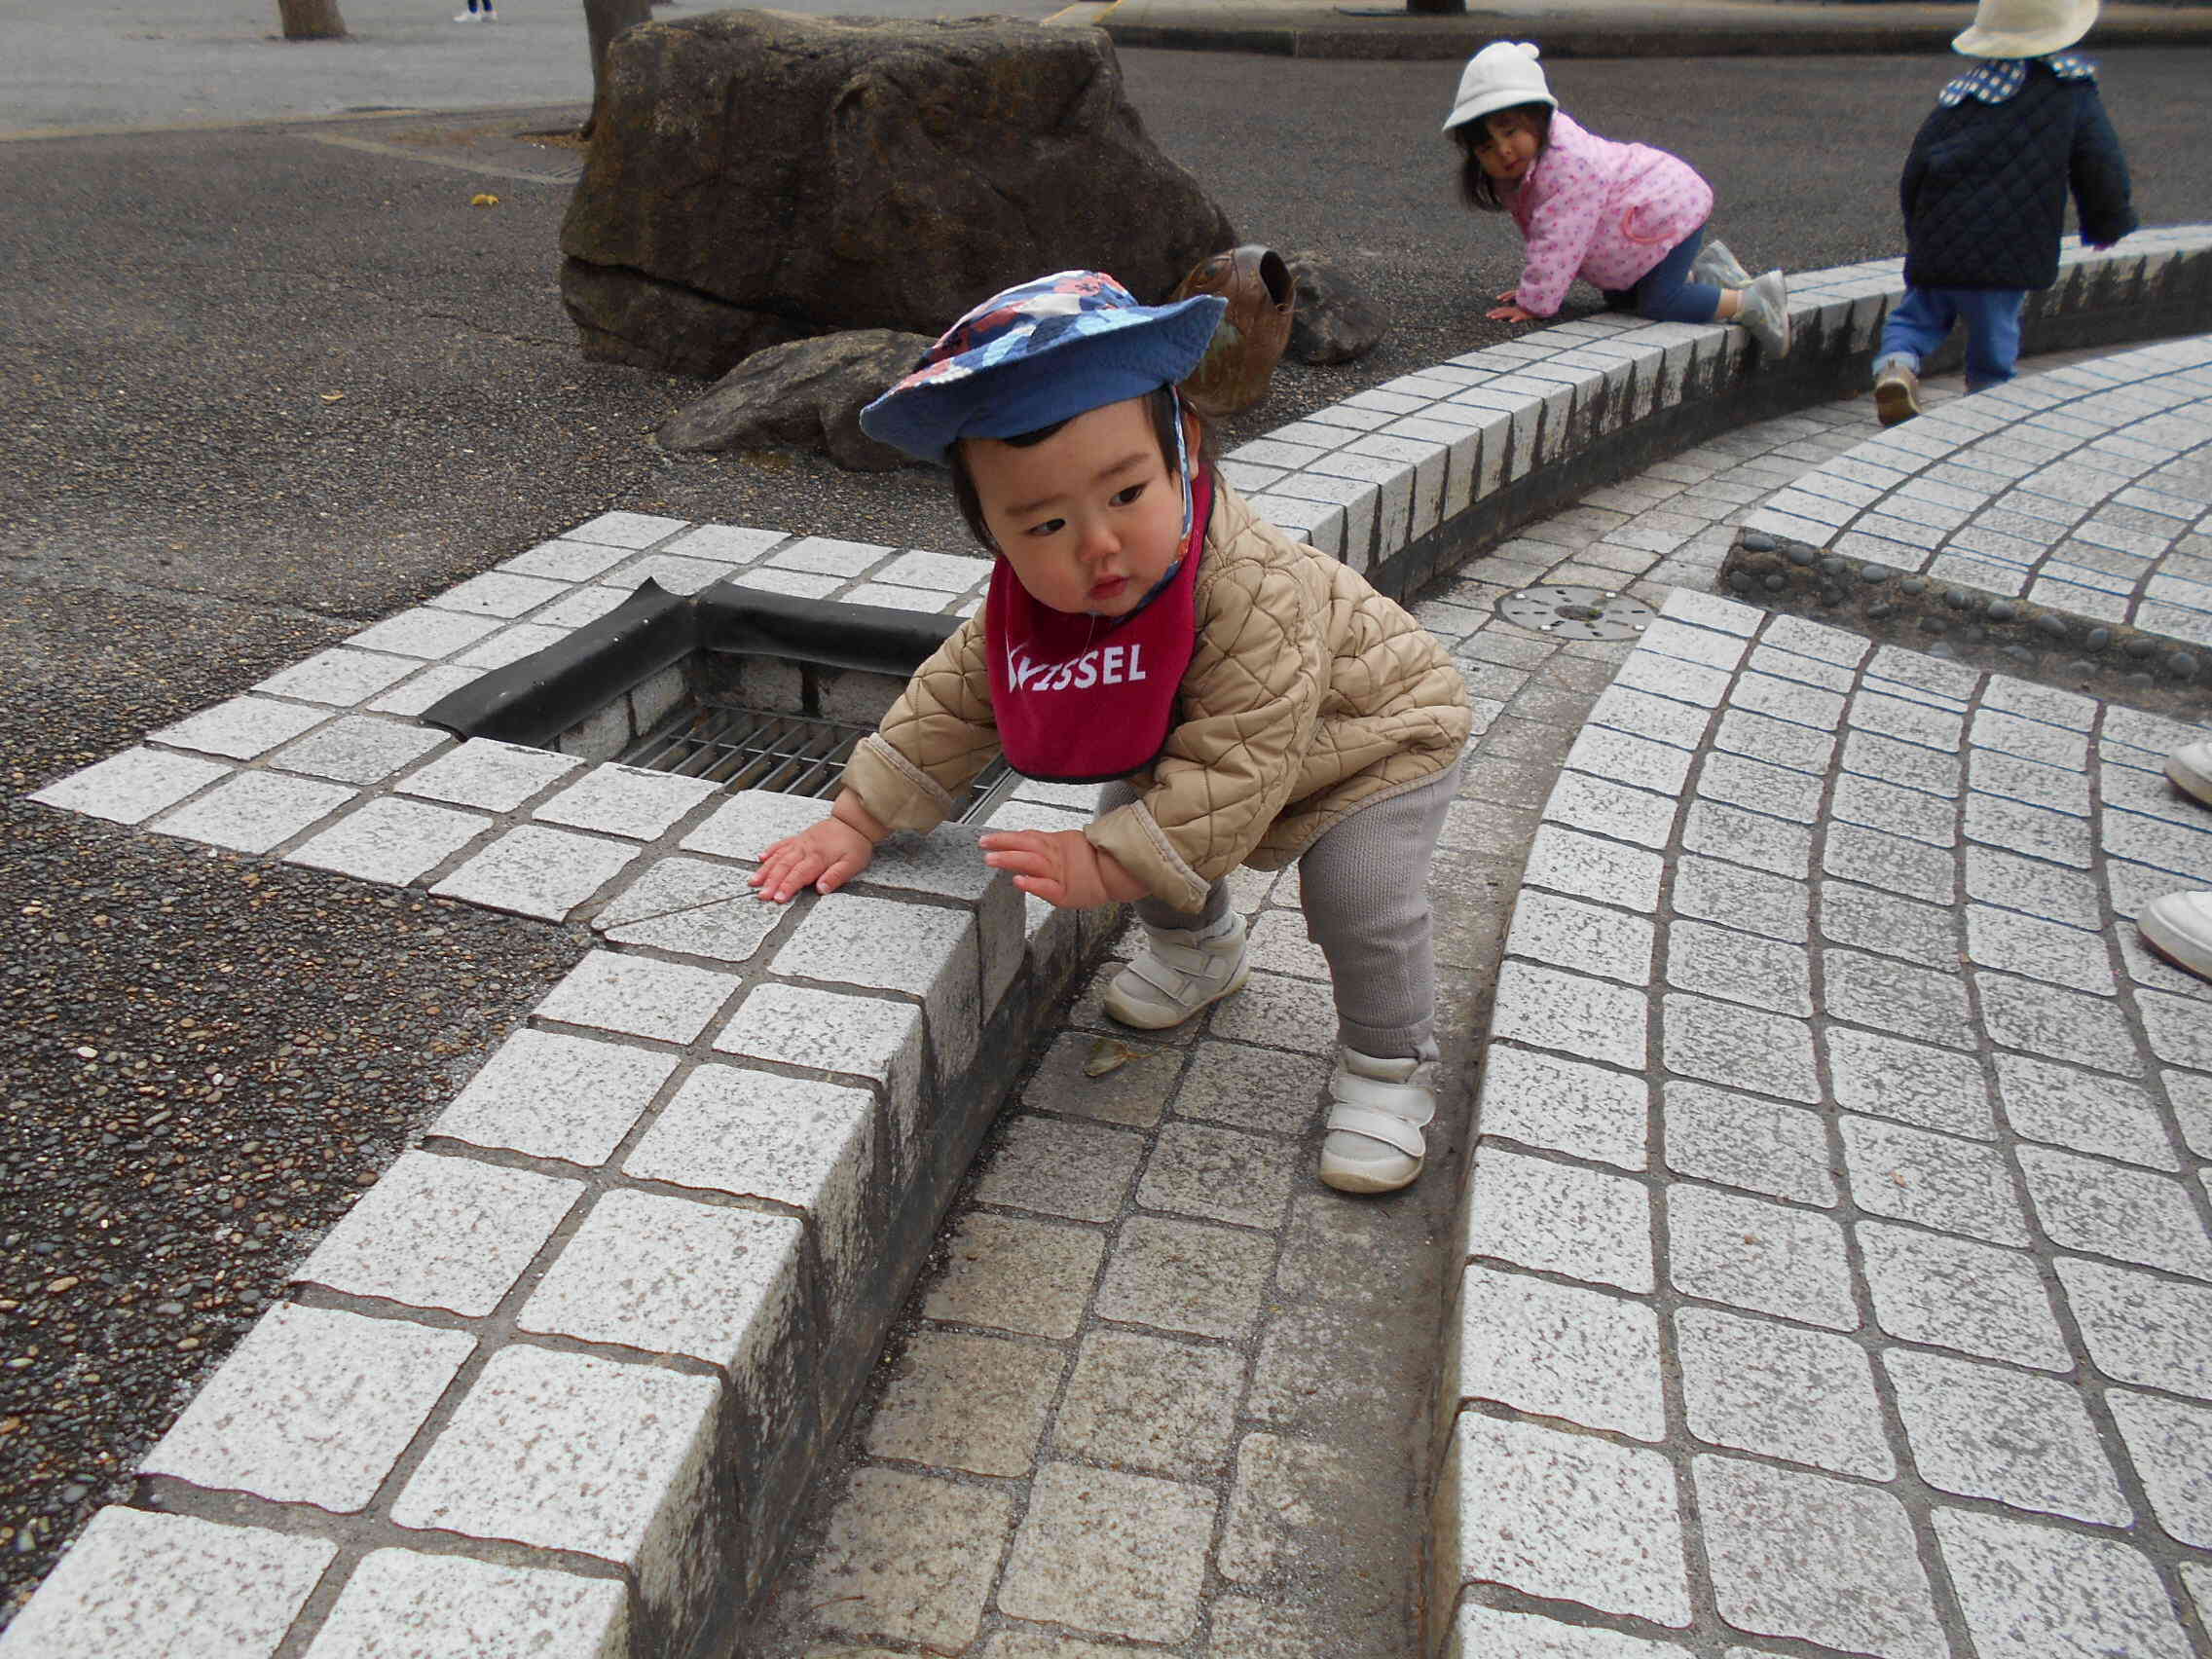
[{"left": 1443, "top": 42, "right": 1792, "bottom": 355}]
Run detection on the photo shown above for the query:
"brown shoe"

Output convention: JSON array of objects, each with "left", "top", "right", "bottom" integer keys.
[{"left": 1874, "top": 362, "right": 1922, "bottom": 426}]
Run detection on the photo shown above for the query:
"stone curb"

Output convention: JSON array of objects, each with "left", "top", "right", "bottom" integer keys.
[
  {"left": 10, "top": 230, "right": 2212, "bottom": 1655},
  {"left": 1720, "top": 334, "right": 2212, "bottom": 718},
  {"left": 1093, "top": 5, "right": 2212, "bottom": 62}
]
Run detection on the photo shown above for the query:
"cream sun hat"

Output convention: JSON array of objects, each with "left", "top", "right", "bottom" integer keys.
[
  {"left": 1952, "top": 0, "right": 2098, "bottom": 58},
  {"left": 1441, "top": 41, "right": 1557, "bottom": 132}
]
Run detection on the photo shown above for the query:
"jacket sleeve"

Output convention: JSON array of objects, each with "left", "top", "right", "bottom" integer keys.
[
  {"left": 1085, "top": 560, "right": 1326, "bottom": 911},
  {"left": 840, "top": 613, "right": 1002, "bottom": 833},
  {"left": 2069, "top": 85, "right": 2137, "bottom": 249},
  {"left": 1514, "top": 144, "right": 1606, "bottom": 316}
]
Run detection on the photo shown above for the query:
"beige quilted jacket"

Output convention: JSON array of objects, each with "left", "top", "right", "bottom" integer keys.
[{"left": 842, "top": 482, "right": 1472, "bottom": 912}]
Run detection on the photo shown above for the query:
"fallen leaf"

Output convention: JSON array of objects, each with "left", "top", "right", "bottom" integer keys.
[
  {"left": 471, "top": 193, "right": 499, "bottom": 207},
  {"left": 319, "top": 391, "right": 344, "bottom": 403},
  {"left": 1084, "top": 1036, "right": 1144, "bottom": 1078}
]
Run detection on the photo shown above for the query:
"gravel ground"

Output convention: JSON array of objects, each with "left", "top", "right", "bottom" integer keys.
[{"left": 3, "top": 42, "right": 2210, "bottom": 1626}]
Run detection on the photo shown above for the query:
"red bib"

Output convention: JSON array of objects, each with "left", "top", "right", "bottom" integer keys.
[{"left": 986, "top": 472, "right": 1211, "bottom": 784}]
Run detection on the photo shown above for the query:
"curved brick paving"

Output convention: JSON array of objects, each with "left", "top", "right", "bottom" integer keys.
[{"left": 1744, "top": 336, "right": 2212, "bottom": 640}]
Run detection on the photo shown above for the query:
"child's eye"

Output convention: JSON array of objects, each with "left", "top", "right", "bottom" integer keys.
[
  {"left": 1025, "top": 518, "right": 1066, "bottom": 538},
  {"left": 1112, "top": 483, "right": 1147, "bottom": 506}
]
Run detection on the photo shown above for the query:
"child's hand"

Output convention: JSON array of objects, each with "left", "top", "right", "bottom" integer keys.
[
  {"left": 1495, "top": 287, "right": 1522, "bottom": 305},
  {"left": 978, "top": 829, "right": 1146, "bottom": 910},
  {"left": 751, "top": 811, "right": 876, "bottom": 903},
  {"left": 1487, "top": 301, "right": 1538, "bottom": 323}
]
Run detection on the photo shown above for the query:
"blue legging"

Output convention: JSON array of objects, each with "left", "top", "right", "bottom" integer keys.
[
  {"left": 1875, "top": 286, "right": 2027, "bottom": 392},
  {"left": 1602, "top": 228, "right": 1723, "bottom": 325}
]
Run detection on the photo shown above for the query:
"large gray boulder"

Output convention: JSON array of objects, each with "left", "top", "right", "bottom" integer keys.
[
  {"left": 562, "top": 11, "right": 1238, "bottom": 379},
  {"left": 655, "top": 329, "right": 931, "bottom": 470}
]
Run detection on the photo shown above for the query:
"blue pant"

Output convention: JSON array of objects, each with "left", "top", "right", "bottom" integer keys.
[
  {"left": 1602, "top": 229, "right": 1724, "bottom": 326},
  {"left": 1875, "top": 287, "right": 2027, "bottom": 392}
]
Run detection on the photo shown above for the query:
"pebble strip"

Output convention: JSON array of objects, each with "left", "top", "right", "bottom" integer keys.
[{"left": 8, "top": 235, "right": 2212, "bottom": 1655}]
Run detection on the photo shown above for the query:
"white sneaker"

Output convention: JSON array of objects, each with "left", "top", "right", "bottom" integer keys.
[
  {"left": 2167, "top": 740, "right": 2212, "bottom": 809},
  {"left": 2141, "top": 891, "right": 2212, "bottom": 982},
  {"left": 1690, "top": 238, "right": 1752, "bottom": 290},
  {"left": 1734, "top": 269, "right": 1791, "bottom": 357},
  {"left": 1102, "top": 911, "right": 1250, "bottom": 1030},
  {"left": 453, "top": 9, "right": 479, "bottom": 17},
  {"left": 1319, "top": 1047, "right": 1438, "bottom": 1195}
]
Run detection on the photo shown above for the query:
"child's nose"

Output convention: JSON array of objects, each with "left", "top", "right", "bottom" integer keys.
[{"left": 1079, "top": 522, "right": 1119, "bottom": 563}]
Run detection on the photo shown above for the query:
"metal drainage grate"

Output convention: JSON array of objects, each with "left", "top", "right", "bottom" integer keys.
[
  {"left": 623, "top": 701, "right": 1020, "bottom": 824},
  {"left": 1496, "top": 584, "right": 1656, "bottom": 642}
]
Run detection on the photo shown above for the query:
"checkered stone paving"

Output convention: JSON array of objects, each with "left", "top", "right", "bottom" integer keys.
[{"left": 1436, "top": 589, "right": 2212, "bottom": 1658}]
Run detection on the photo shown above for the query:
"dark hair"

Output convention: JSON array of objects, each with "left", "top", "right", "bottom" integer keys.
[
  {"left": 948, "top": 386, "right": 1214, "bottom": 551},
  {"left": 1453, "top": 101, "right": 1554, "bottom": 211}
]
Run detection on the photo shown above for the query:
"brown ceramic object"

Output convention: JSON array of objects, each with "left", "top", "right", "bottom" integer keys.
[{"left": 1170, "top": 245, "right": 1295, "bottom": 415}]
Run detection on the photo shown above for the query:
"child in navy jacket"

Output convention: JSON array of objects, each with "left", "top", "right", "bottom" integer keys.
[{"left": 1872, "top": 0, "right": 2134, "bottom": 424}]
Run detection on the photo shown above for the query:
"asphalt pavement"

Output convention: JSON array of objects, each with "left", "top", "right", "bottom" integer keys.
[{"left": 5, "top": 0, "right": 2212, "bottom": 1627}]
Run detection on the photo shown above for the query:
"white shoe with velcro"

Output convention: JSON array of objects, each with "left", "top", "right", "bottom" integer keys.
[
  {"left": 2166, "top": 740, "right": 2212, "bottom": 809},
  {"left": 1319, "top": 1047, "right": 1438, "bottom": 1194},
  {"left": 1102, "top": 911, "right": 1250, "bottom": 1030}
]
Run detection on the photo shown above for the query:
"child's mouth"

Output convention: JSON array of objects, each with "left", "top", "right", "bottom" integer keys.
[{"left": 1089, "top": 575, "right": 1127, "bottom": 602}]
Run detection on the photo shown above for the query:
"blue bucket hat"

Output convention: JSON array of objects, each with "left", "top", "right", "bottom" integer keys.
[{"left": 860, "top": 270, "right": 1226, "bottom": 467}]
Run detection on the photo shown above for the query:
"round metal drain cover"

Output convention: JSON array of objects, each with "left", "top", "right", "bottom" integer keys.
[{"left": 1496, "top": 584, "right": 1655, "bottom": 641}]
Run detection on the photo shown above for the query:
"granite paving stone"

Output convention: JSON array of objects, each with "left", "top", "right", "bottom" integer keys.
[
  {"left": 1840, "top": 1114, "right": 2031, "bottom": 1244},
  {"left": 150, "top": 695, "right": 333, "bottom": 760},
  {"left": 1670, "top": 855, "right": 1809, "bottom": 942},
  {"left": 1964, "top": 843, "right": 2102, "bottom": 927},
  {"left": 0, "top": 1508, "right": 336, "bottom": 1659},
  {"left": 1441, "top": 1414, "right": 1691, "bottom": 1627},
  {"left": 2016, "top": 1144, "right": 2212, "bottom": 1278},
  {"left": 1134, "top": 1122, "right": 1299, "bottom": 1230},
  {"left": 922, "top": 1211, "right": 1104, "bottom": 1341},
  {"left": 1051, "top": 1330, "right": 1241, "bottom": 1482},
  {"left": 1667, "top": 1183, "right": 1859, "bottom": 1330},
  {"left": 1822, "top": 948, "right": 1973, "bottom": 1049},
  {"left": 1507, "top": 891, "right": 1655, "bottom": 985},
  {"left": 141, "top": 1303, "right": 474, "bottom": 1511},
  {"left": 1476, "top": 1046, "right": 1648, "bottom": 1171},
  {"left": 252, "top": 645, "right": 422, "bottom": 707},
  {"left": 535, "top": 949, "right": 741, "bottom": 1045},
  {"left": 1822, "top": 822, "right": 1956, "bottom": 904},
  {"left": 150, "top": 771, "right": 358, "bottom": 854},
  {"left": 975, "top": 1115, "right": 1146, "bottom": 1224},
  {"left": 1857, "top": 1220, "right": 2072, "bottom": 1371},
  {"left": 1660, "top": 1082, "right": 1835, "bottom": 1206},
  {"left": 519, "top": 1188, "right": 802, "bottom": 1371},
  {"left": 398, "top": 738, "right": 582, "bottom": 811},
  {"left": 1694, "top": 1456, "right": 1946, "bottom": 1659},
  {"left": 624, "top": 1067, "right": 872, "bottom": 1287},
  {"left": 1544, "top": 770, "right": 1680, "bottom": 849},
  {"left": 305, "top": 1548, "right": 631, "bottom": 1659},
  {"left": 2104, "top": 1387, "right": 2212, "bottom": 1547},
  {"left": 1464, "top": 1147, "right": 1653, "bottom": 1294},
  {"left": 997, "top": 1463, "right": 1213, "bottom": 1644},
  {"left": 293, "top": 1150, "right": 581, "bottom": 1315},
  {"left": 864, "top": 1329, "right": 1064, "bottom": 1479},
  {"left": 1886, "top": 1347, "right": 2131, "bottom": 1523},
  {"left": 1976, "top": 971, "right": 2146, "bottom": 1075},
  {"left": 1094, "top": 1216, "right": 1274, "bottom": 1340},
  {"left": 267, "top": 715, "right": 448, "bottom": 785},
  {"left": 429, "top": 823, "right": 643, "bottom": 921},
  {"left": 534, "top": 763, "right": 721, "bottom": 840},
  {"left": 1492, "top": 962, "right": 1648, "bottom": 1071},
  {"left": 287, "top": 794, "right": 491, "bottom": 886},
  {"left": 2055, "top": 1255, "right": 2212, "bottom": 1400},
  {"left": 798, "top": 1467, "right": 1013, "bottom": 1651},
  {"left": 1665, "top": 919, "right": 1811, "bottom": 1014},
  {"left": 1682, "top": 800, "right": 1813, "bottom": 879},
  {"left": 1452, "top": 1264, "right": 1665, "bottom": 1441},
  {"left": 1933, "top": 1507, "right": 2194, "bottom": 1659},
  {"left": 1661, "top": 992, "right": 1820, "bottom": 1103},
  {"left": 1677, "top": 1307, "right": 1894, "bottom": 1477},
  {"left": 1521, "top": 825, "right": 1666, "bottom": 912},
  {"left": 1219, "top": 1432, "right": 1390, "bottom": 1587},
  {"left": 1162, "top": 1040, "right": 1322, "bottom": 1137},
  {"left": 1825, "top": 1026, "right": 1996, "bottom": 1137},
  {"left": 1449, "top": 1604, "right": 1693, "bottom": 1657},
  {"left": 26, "top": 746, "right": 232, "bottom": 825},
  {"left": 430, "top": 1028, "right": 678, "bottom": 1166}
]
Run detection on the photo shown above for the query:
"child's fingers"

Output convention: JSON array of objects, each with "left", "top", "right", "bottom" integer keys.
[{"left": 1012, "top": 874, "right": 1070, "bottom": 906}]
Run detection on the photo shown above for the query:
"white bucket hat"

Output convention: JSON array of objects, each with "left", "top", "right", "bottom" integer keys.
[
  {"left": 1441, "top": 41, "right": 1557, "bottom": 133},
  {"left": 1952, "top": 0, "right": 2098, "bottom": 57}
]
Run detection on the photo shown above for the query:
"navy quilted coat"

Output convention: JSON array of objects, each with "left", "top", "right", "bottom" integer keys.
[{"left": 1899, "top": 60, "right": 2136, "bottom": 291}]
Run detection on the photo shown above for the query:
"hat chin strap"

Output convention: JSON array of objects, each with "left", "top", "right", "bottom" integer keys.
[{"left": 1169, "top": 387, "right": 1195, "bottom": 542}]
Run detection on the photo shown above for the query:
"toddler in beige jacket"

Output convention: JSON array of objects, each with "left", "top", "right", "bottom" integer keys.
[{"left": 750, "top": 271, "right": 1470, "bottom": 1194}]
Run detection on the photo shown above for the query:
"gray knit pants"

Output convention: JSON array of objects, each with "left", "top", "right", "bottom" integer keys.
[{"left": 1099, "top": 757, "right": 1461, "bottom": 1059}]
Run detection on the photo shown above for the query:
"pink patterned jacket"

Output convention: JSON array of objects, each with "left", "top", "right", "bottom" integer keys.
[{"left": 1505, "top": 110, "right": 1714, "bottom": 316}]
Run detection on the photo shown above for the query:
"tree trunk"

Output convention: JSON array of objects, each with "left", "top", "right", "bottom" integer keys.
[
  {"left": 276, "top": 0, "right": 348, "bottom": 39},
  {"left": 580, "top": 0, "right": 655, "bottom": 140}
]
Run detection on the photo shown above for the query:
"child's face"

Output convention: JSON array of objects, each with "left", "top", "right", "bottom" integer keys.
[
  {"left": 1469, "top": 110, "right": 1541, "bottom": 184},
  {"left": 964, "top": 395, "right": 1189, "bottom": 618}
]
